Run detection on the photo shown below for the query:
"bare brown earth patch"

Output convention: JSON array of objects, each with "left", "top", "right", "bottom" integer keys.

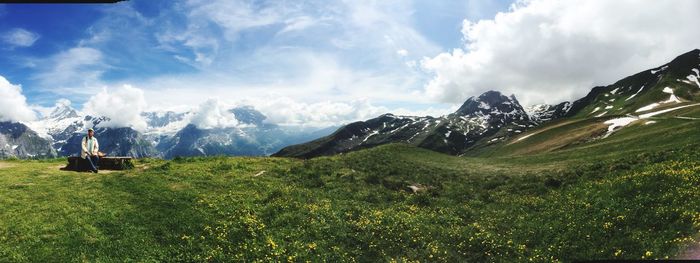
[
  {"left": 509, "top": 122, "right": 609, "bottom": 156},
  {"left": 508, "top": 119, "right": 579, "bottom": 146},
  {"left": 169, "top": 183, "right": 189, "bottom": 191},
  {"left": 0, "top": 162, "right": 14, "bottom": 169},
  {"left": 677, "top": 242, "right": 700, "bottom": 260}
]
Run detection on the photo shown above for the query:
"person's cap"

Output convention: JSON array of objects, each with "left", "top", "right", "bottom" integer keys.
[{"left": 88, "top": 128, "right": 94, "bottom": 132}]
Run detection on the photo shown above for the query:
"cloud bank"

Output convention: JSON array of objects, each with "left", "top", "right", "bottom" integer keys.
[
  {"left": 0, "top": 75, "right": 36, "bottom": 122},
  {"left": 189, "top": 99, "right": 240, "bottom": 129},
  {"left": 421, "top": 0, "right": 700, "bottom": 106},
  {"left": 249, "top": 98, "right": 388, "bottom": 127},
  {"left": 83, "top": 85, "right": 148, "bottom": 131}
]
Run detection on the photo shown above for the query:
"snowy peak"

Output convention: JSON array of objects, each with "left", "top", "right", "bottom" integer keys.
[
  {"left": 525, "top": 102, "right": 572, "bottom": 124},
  {"left": 142, "top": 111, "right": 187, "bottom": 128},
  {"left": 229, "top": 106, "right": 267, "bottom": 126},
  {"left": 453, "top": 90, "right": 529, "bottom": 126},
  {"left": 48, "top": 104, "right": 79, "bottom": 120},
  {"left": 455, "top": 91, "right": 524, "bottom": 116}
]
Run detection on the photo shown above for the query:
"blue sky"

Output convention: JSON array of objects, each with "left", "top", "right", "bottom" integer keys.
[
  {"left": 2, "top": 0, "right": 699, "bottom": 128},
  {"left": 0, "top": 1, "right": 512, "bottom": 110}
]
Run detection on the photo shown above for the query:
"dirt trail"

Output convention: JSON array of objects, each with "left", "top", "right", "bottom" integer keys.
[
  {"left": 0, "top": 162, "right": 14, "bottom": 169},
  {"left": 54, "top": 164, "right": 118, "bottom": 174},
  {"left": 678, "top": 243, "right": 700, "bottom": 259}
]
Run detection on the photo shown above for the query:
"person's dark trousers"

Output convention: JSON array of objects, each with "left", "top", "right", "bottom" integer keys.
[{"left": 85, "top": 155, "right": 100, "bottom": 172}]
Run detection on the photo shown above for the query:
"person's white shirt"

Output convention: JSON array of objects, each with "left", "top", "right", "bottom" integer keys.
[{"left": 81, "top": 136, "right": 99, "bottom": 159}]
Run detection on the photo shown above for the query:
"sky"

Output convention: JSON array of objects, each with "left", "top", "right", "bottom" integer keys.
[{"left": 1, "top": 0, "right": 699, "bottom": 129}]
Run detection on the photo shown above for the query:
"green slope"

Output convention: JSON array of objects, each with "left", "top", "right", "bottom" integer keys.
[
  {"left": 2, "top": 140, "right": 700, "bottom": 261},
  {"left": 473, "top": 102, "right": 700, "bottom": 160},
  {"left": 565, "top": 49, "right": 700, "bottom": 119}
]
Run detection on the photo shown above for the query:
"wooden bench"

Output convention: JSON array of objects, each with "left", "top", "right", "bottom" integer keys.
[{"left": 64, "top": 156, "right": 134, "bottom": 171}]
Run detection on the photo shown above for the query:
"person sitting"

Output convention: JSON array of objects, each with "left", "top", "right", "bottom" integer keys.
[{"left": 81, "top": 128, "right": 100, "bottom": 173}]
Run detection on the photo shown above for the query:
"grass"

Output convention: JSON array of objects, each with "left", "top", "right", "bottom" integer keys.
[{"left": 1, "top": 141, "right": 699, "bottom": 262}]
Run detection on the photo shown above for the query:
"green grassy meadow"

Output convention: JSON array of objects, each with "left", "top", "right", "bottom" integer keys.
[{"left": 1, "top": 138, "right": 700, "bottom": 261}]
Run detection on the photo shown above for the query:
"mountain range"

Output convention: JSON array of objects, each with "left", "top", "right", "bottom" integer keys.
[
  {"left": 0, "top": 103, "right": 335, "bottom": 159},
  {"left": 274, "top": 49, "right": 700, "bottom": 158}
]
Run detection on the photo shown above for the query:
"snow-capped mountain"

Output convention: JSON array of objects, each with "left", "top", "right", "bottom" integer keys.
[
  {"left": 60, "top": 126, "right": 158, "bottom": 158},
  {"left": 26, "top": 102, "right": 120, "bottom": 156},
  {"left": 156, "top": 107, "right": 337, "bottom": 158},
  {"left": 0, "top": 121, "right": 56, "bottom": 158},
  {"left": 229, "top": 106, "right": 268, "bottom": 126},
  {"left": 142, "top": 111, "right": 188, "bottom": 131},
  {"left": 28, "top": 102, "right": 88, "bottom": 150},
  {"left": 274, "top": 91, "right": 536, "bottom": 158},
  {"left": 525, "top": 102, "right": 572, "bottom": 124}
]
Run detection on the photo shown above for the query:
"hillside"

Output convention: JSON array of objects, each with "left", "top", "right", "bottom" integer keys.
[
  {"left": 274, "top": 49, "right": 700, "bottom": 159},
  {"left": 0, "top": 122, "right": 56, "bottom": 158},
  {"left": 471, "top": 100, "right": 700, "bottom": 158},
  {"left": 1, "top": 141, "right": 700, "bottom": 261}
]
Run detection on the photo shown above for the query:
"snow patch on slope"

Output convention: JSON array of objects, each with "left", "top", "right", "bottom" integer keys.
[
  {"left": 603, "top": 117, "right": 637, "bottom": 138},
  {"left": 650, "top": 65, "right": 668, "bottom": 74},
  {"left": 516, "top": 133, "right": 534, "bottom": 142},
  {"left": 361, "top": 130, "right": 380, "bottom": 144},
  {"left": 594, "top": 111, "right": 608, "bottom": 117},
  {"left": 635, "top": 87, "right": 681, "bottom": 112},
  {"left": 636, "top": 103, "right": 660, "bottom": 112},
  {"left": 687, "top": 68, "right": 700, "bottom": 88},
  {"left": 604, "top": 103, "right": 700, "bottom": 138},
  {"left": 625, "top": 86, "right": 644, "bottom": 101}
]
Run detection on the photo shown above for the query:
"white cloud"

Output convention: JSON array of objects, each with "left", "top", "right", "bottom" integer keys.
[
  {"left": 250, "top": 97, "right": 388, "bottom": 127},
  {"left": 155, "top": 0, "right": 295, "bottom": 67},
  {"left": 278, "top": 16, "right": 317, "bottom": 35},
  {"left": 396, "top": 49, "right": 408, "bottom": 57},
  {"left": 29, "top": 98, "right": 73, "bottom": 119},
  {"left": 187, "top": 0, "right": 285, "bottom": 40},
  {"left": 250, "top": 97, "right": 455, "bottom": 127},
  {"left": 83, "top": 85, "right": 148, "bottom": 131},
  {"left": 55, "top": 98, "right": 71, "bottom": 108},
  {"left": 143, "top": 92, "right": 451, "bottom": 128},
  {"left": 137, "top": 50, "right": 432, "bottom": 108},
  {"left": 0, "top": 75, "right": 37, "bottom": 122},
  {"left": 26, "top": 0, "right": 451, "bottom": 123},
  {"left": 189, "top": 99, "right": 240, "bottom": 129},
  {"left": 34, "top": 47, "right": 105, "bottom": 93},
  {"left": 0, "top": 76, "right": 36, "bottom": 122},
  {"left": 421, "top": 0, "right": 700, "bottom": 106},
  {"left": 2, "top": 28, "right": 40, "bottom": 47},
  {"left": 335, "top": 0, "right": 441, "bottom": 58}
]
